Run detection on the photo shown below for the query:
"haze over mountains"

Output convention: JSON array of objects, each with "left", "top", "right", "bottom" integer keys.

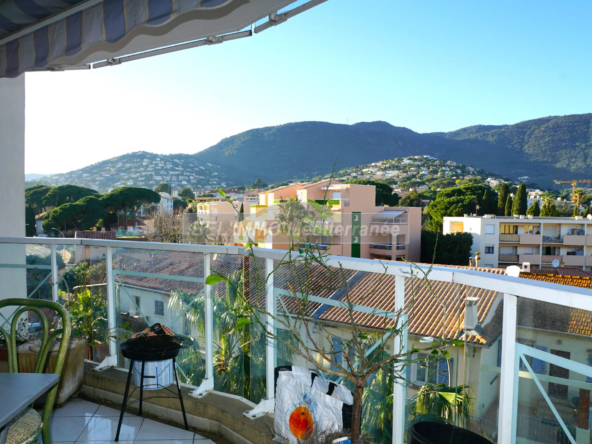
[{"left": 28, "top": 113, "right": 592, "bottom": 191}]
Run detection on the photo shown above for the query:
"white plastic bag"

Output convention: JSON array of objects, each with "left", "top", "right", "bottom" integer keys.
[{"left": 274, "top": 367, "right": 353, "bottom": 444}]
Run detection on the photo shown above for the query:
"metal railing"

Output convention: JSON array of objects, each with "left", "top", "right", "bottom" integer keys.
[
  {"left": 498, "top": 254, "right": 519, "bottom": 262},
  {"left": 500, "top": 234, "right": 520, "bottom": 242},
  {"left": 1, "top": 236, "right": 592, "bottom": 444},
  {"left": 369, "top": 243, "right": 392, "bottom": 250},
  {"left": 517, "top": 414, "right": 576, "bottom": 444}
]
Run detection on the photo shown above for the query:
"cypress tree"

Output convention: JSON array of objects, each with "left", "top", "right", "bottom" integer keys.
[
  {"left": 497, "top": 183, "right": 509, "bottom": 216},
  {"left": 526, "top": 201, "right": 540, "bottom": 216},
  {"left": 505, "top": 194, "right": 513, "bottom": 216},
  {"left": 482, "top": 189, "right": 490, "bottom": 214},
  {"left": 512, "top": 183, "right": 527, "bottom": 216}
]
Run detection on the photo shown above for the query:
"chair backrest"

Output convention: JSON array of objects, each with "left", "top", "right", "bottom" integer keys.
[{"left": 0, "top": 298, "right": 71, "bottom": 421}]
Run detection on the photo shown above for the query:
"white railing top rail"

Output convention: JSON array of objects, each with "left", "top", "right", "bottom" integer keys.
[{"left": 1, "top": 236, "right": 592, "bottom": 310}]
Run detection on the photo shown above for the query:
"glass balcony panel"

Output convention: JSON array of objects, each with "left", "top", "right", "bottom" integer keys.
[
  {"left": 111, "top": 248, "right": 205, "bottom": 386},
  {"left": 405, "top": 280, "right": 503, "bottom": 442},
  {"left": 515, "top": 298, "right": 592, "bottom": 444},
  {"left": 210, "top": 253, "right": 247, "bottom": 399}
]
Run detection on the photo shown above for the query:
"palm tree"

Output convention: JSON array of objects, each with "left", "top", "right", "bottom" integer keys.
[
  {"left": 276, "top": 198, "right": 314, "bottom": 249},
  {"left": 408, "top": 383, "right": 475, "bottom": 428},
  {"left": 572, "top": 189, "right": 585, "bottom": 216},
  {"left": 187, "top": 219, "right": 211, "bottom": 244}
]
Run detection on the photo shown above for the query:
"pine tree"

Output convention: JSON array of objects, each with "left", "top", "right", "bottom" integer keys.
[
  {"left": 482, "top": 189, "right": 491, "bottom": 214},
  {"left": 505, "top": 194, "right": 513, "bottom": 216},
  {"left": 512, "top": 183, "right": 527, "bottom": 216},
  {"left": 526, "top": 201, "right": 540, "bottom": 216},
  {"left": 497, "top": 183, "right": 509, "bottom": 216}
]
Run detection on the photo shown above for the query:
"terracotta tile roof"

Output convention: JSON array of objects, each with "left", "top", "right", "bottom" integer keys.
[
  {"left": 526, "top": 268, "right": 592, "bottom": 277},
  {"left": 517, "top": 298, "right": 592, "bottom": 336},
  {"left": 116, "top": 251, "right": 205, "bottom": 295},
  {"left": 519, "top": 271, "right": 592, "bottom": 289},
  {"left": 317, "top": 271, "right": 502, "bottom": 344},
  {"left": 301, "top": 179, "right": 344, "bottom": 189}
]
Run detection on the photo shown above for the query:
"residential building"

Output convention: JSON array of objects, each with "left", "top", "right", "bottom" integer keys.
[
  {"left": 242, "top": 179, "right": 421, "bottom": 261},
  {"left": 443, "top": 214, "right": 592, "bottom": 269},
  {"left": 158, "top": 192, "right": 174, "bottom": 214}
]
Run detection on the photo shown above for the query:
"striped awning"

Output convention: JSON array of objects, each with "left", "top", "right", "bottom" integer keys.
[{"left": 0, "top": 0, "right": 309, "bottom": 78}]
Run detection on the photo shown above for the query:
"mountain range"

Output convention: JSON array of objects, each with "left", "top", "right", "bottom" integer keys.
[{"left": 28, "top": 113, "right": 592, "bottom": 191}]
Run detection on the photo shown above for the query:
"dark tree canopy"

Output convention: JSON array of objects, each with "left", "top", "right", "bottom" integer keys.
[
  {"left": 526, "top": 201, "right": 541, "bottom": 216},
  {"left": 505, "top": 194, "right": 513, "bottom": 216},
  {"left": 346, "top": 179, "right": 399, "bottom": 206},
  {"left": 497, "top": 183, "right": 509, "bottom": 216},
  {"left": 43, "top": 184, "right": 99, "bottom": 208},
  {"left": 421, "top": 231, "right": 473, "bottom": 265},
  {"left": 178, "top": 187, "right": 195, "bottom": 200},
  {"left": 154, "top": 183, "right": 172, "bottom": 194},
  {"left": 399, "top": 191, "right": 424, "bottom": 207},
  {"left": 102, "top": 187, "right": 161, "bottom": 228},
  {"left": 250, "top": 178, "right": 267, "bottom": 190},
  {"left": 512, "top": 183, "right": 528, "bottom": 216},
  {"left": 42, "top": 196, "right": 107, "bottom": 233},
  {"left": 25, "top": 185, "right": 54, "bottom": 214},
  {"left": 425, "top": 184, "right": 497, "bottom": 232}
]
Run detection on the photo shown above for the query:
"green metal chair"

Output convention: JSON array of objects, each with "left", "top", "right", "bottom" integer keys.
[{"left": 0, "top": 298, "right": 71, "bottom": 444}]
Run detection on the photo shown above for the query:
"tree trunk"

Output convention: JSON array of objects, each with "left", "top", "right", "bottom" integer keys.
[{"left": 351, "top": 384, "right": 365, "bottom": 443}]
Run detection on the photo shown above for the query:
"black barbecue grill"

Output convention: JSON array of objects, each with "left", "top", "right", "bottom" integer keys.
[{"left": 115, "top": 324, "right": 192, "bottom": 442}]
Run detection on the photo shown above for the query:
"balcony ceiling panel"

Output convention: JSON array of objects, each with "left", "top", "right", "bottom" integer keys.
[{"left": 0, "top": 0, "right": 299, "bottom": 78}]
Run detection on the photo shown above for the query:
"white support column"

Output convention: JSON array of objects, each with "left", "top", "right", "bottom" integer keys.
[
  {"left": 498, "top": 293, "right": 518, "bottom": 444},
  {"left": 0, "top": 76, "right": 26, "bottom": 303},
  {"left": 190, "top": 252, "right": 214, "bottom": 398},
  {"left": 50, "top": 245, "right": 59, "bottom": 303},
  {"left": 95, "top": 246, "right": 118, "bottom": 371},
  {"left": 393, "top": 275, "right": 406, "bottom": 444},
  {"left": 106, "top": 247, "right": 116, "bottom": 357},
  {"left": 244, "top": 257, "right": 275, "bottom": 418}
]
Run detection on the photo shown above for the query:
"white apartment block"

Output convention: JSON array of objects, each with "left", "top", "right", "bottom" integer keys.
[{"left": 443, "top": 214, "right": 592, "bottom": 270}]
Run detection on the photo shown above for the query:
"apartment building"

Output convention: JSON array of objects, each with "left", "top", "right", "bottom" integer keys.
[
  {"left": 245, "top": 179, "right": 421, "bottom": 261},
  {"left": 443, "top": 214, "right": 592, "bottom": 269}
]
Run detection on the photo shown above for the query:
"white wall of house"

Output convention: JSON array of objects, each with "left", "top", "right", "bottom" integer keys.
[{"left": 0, "top": 76, "right": 26, "bottom": 301}]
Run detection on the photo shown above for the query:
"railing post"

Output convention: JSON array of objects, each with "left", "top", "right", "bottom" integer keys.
[
  {"left": 244, "top": 256, "right": 275, "bottom": 418},
  {"left": 50, "top": 245, "right": 59, "bottom": 303},
  {"left": 265, "top": 257, "right": 276, "bottom": 399},
  {"left": 393, "top": 275, "right": 406, "bottom": 444},
  {"left": 106, "top": 247, "right": 117, "bottom": 358},
  {"left": 499, "top": 293, "right": 518, "bottom": 444},
  {"left": 204, "top": 253, "right": 214, "bottom": 381},
  {"left": 190, "top": 252, "right": 215, "bottom": 398}
]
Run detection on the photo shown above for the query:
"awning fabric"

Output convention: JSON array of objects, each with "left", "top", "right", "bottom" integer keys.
[
  {"left": 0, "top": 0, "right": 292, "bottom": 78},
  {"left": 371, "top": 210, "right": 405, "bottom": 224}
]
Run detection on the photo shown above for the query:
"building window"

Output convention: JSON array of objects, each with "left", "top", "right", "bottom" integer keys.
[
  {"left": 501, "top": 225, "right": 518, "bottom": 234},
  {"left": 485, "top": 225, "right": 495, "bottom": 234},
  {"left": 485, "top": 245, "right": 494, "bottom": 254},
  {"left": 412, "top": 353, "right": 439, "bottom": 385},
  {"left": 134, "top": 296, "right": 141, "bottom": 315},
  {"left": 155, "top": 300, "right": 164, "bottom": 316}
]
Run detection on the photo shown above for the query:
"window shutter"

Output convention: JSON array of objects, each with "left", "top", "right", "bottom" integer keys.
[
  {"left": 587, "top": 354, "right": 592, "bottom": 383},
  {"left": 532, "top": 346, "right": 547, "bottom": 375},
  {"left": 437, "top": 357, "right": 453, "bottom": 385},
  {"left": 497, "top": 339, "right": 502, "bottom": 367}
]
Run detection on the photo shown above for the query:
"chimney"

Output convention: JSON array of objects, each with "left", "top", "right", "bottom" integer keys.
[
  {"left": 464, "top": 297, "right": 480, "bottom": 331},
  {"left": 474, "top": 252, "right": 481, "bottom": 268},
  {"left": 521, "top": 262, "right": 531, "bottom": 273},
  {"left": 101, "top": 227, "right": 106, "bottom": 232}
]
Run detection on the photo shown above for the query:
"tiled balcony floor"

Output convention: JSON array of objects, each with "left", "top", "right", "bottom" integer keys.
[{"left": 46, "top": 398, "right": 216, "bottom": 443}]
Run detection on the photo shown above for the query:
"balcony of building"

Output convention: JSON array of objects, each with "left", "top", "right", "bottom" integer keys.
[{"left": 499, "top": 253, "right": 519, "bottom": 263}]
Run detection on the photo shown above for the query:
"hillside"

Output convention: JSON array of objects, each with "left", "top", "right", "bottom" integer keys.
[
  {"left": 28, "top": 114, "right": 592, "bottom": 190},
  {"left": 27, "top": 152, "right": 238, "bottom": 192}
]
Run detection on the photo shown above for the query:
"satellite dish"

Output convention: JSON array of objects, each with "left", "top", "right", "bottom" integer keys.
[
  {"left": 552, "top": 259, "right": 560, "bottom": 268},
  {"left": 506, "top": 266, "right": 521, "bottom": 277}
]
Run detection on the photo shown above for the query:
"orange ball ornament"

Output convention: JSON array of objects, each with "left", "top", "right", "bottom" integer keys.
[{"left": 289, "top": 406, "right": 314, "bottom": 440}]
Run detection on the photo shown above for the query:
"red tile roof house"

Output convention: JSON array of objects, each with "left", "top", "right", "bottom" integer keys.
[{"left": 114, "top": 253, "right": 592, "bottom": 442}]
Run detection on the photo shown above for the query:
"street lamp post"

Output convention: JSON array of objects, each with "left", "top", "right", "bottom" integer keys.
[{"left": 52, "top": 228, "right": 65, "bottom": 238}]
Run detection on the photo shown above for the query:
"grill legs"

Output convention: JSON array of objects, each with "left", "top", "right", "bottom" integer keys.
[
  {"left": 173, "top": 358, "right": 189, "bottom": 430},
  {"left": 115, "top": 358, "right": 188, "bottom": 442},
  {"left": 115, "top": 359, "right": 134, "bottom": 442}
]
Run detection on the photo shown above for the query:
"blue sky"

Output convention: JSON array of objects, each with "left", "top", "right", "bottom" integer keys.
[{"left": 26, "top": 0, "right": 592, "bottom": 174}]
